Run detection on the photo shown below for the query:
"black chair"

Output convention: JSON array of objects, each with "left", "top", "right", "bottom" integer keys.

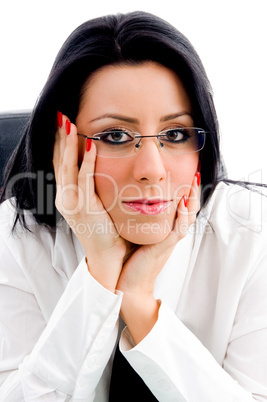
[{"left": 0, "top": 111, "right": 31, "bottom": 187}]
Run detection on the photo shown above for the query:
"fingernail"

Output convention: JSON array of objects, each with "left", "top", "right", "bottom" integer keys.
[
  {"left": 183, "top": 195, "right": 188, "bottom": 208},
  {"left": 65, "top": 120, "right": 71, "bottom": 135},
  {"left": 86, "top": 138, "right": 92, "bottom": 152},
  {"left": 196, "top": 171, "right": 201, "bottom": 186},
  {"left": 57, "top": 111, "right": 63, "bottom": 128}
]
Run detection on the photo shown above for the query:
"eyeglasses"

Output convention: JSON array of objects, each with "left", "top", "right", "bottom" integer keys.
[{"left": 77, "top": 127, "right": 206, "bottom": 158}]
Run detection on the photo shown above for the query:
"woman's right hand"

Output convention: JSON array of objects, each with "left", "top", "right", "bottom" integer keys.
[{"left": 53, "top": 113, "right": 126, "bottom": 292}]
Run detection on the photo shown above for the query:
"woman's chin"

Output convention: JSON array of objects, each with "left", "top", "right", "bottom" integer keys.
[{"left": 118, "top": 221, "right": 173, "bottom": 245}]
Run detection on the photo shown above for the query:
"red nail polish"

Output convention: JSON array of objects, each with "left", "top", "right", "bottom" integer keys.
[
  {"left": 183, "top": 195, "right": 188, "bottom": 208},
  {"left": 86, "top": 139, "right": 92, "bottom": 152},
  {"left": 196, "top": 171, "right": 201, "bottom": 186},
  {"left": 57, "top": 111, "right": 63, "bottom": 128},
  {"left": 66, "top": 120, "right": 71, "bottom": 135}
]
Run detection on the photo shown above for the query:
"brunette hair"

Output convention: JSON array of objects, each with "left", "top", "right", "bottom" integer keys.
[{"left": 1, "top": 11, "right": 221, "bottom": 229}]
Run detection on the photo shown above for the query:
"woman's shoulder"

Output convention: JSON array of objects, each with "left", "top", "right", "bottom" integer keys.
[
  {"left": 194, "top": 181, "right": 267, "bottom": 281},
  {"left": 0, "top": 198, "right": 78, "bottom": 281},
  {"left": 0, "top": 198, "right": 43, "bottom": 239},
  {"left": 0, "top": 198, "right": 64, "bottom": 258},
  {"left": 199, "top": 181, "right": 267, "bottom": 237}
]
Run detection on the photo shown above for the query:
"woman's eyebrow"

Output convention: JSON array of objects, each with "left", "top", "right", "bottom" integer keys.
[
  {"left": 89, "top": 111, "right": 192, "bottom": 124},
  {"left": 89, "top": 114, "right": 139, "bottom": 124},
  {"left": 160, "top": 112, "right": 193, "bottom": 122}
]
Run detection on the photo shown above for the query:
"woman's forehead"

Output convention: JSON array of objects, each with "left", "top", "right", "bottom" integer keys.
[{"left": 79, "top": 62, "right": 193, "bottom": 121}]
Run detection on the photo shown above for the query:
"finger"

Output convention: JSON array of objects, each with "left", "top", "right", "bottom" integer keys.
[
  {"left": 172, "top": 195, "right": 189, "bottom": 239},
  {"left": 78, "top": 141, "right": 100, "bottom": 212},
  {"left": 187, "top": 173, "right": 201, "bottom": 225},
  {"left": 78, "top": 139, "right": 96, "bottom": 187},
  {"left": 61, "top": 120, "right": 79, "bottom": 188},
  {"left": 58, "top": 119, "right": 85, "bottom": 216},
  {"left": 53, "top": 113, "right": 68, "bottom": 185},
  {"left": 54, "top": 114, "right": 81, "bottom": 215},
  {"left": 53, "top": 133, "right": 61, "bottom": 184}
]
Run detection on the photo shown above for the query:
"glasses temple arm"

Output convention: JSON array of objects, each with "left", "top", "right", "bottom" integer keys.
[{"left": 77, "top": 133, "right": 100, "bottom": 140}]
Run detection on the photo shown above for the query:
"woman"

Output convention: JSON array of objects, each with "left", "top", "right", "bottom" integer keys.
[{"left": 0, "top": 11, "right": 266, "bottom": 401}]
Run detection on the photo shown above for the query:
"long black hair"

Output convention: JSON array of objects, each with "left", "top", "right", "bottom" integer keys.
[{"left": 0, "top": 11, "right": 221, "bottom": 229}]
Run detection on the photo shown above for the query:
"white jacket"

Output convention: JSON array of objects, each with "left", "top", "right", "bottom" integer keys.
[{"left": 0, "top": 182, "right": 266, "bottom": 401}]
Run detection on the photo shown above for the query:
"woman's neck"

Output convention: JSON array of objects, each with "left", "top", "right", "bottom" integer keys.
[{"left": 123, "top": 240, "right": 140, "bottom": 264}]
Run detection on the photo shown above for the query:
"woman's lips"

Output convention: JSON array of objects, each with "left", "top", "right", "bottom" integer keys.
[{"left": 122, "top": 199, "right": 172, "bottom": 215}]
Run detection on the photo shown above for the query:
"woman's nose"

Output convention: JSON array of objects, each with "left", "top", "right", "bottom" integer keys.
[{"left": 132, "top": 139, "right": 167, "bottom": 183}]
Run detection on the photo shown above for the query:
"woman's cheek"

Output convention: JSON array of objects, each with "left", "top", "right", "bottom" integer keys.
[
  {"left": 94, "top": 158, "right": 132, "bottom": 210},
  {"left": 94, "top": 173, "right": 118, "bottom": 211}
]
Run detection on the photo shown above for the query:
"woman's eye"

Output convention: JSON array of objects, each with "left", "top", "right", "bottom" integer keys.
[
  {"left": 164, "top": 128, "right": 188, "bottom": 142},
  {"left": 101, "top": 131, "right": 133, "bottom": 143}
]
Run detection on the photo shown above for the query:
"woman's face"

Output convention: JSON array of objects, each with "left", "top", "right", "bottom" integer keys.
[{"left": 76, "top": 62, "right": 199, "bottom": 244}]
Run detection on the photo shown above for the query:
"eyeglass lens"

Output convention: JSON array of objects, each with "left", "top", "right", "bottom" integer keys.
[
  {"left": 77, "top": 128, "right": 205, "bottom": 158},
  {"left": 91, "top": 128, "right": 205, "bottom": 158}
]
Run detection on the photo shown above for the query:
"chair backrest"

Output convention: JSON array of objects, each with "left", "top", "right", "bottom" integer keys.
[{"left": 0, "top": 111, "right": 31, "bottom": 187}]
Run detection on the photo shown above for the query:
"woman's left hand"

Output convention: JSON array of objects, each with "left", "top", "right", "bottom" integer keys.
[{"left": 116, "top": 174, "right": 200, "bottom": 343}]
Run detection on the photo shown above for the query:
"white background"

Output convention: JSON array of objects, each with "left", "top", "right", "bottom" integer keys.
[{"left": 1, "top": 0, "right": 266, "bottom": 182}]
